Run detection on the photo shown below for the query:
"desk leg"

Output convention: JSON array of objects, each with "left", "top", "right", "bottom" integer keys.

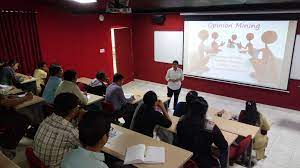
[
  {"left": 164, "top": 101, "right": 168, "bottom": 110},
  {"left": 248, "top": 139, "right": 253, "bottom": 168},
  {"left": 227, "top": 145, "right": 230, "bottom": 168}
]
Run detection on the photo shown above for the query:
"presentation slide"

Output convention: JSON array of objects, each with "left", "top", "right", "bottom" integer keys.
[{"left": 183, "top": 20, "right": 298, "bottom": 90}]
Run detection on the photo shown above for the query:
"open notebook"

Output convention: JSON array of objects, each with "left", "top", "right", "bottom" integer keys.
[{"left": 124, "top": 144, "right": 165, "bottom": 165}]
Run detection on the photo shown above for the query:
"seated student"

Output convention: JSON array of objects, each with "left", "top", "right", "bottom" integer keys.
[
  {"left": 33, "top": 93, "right": 82, "bottom": 168},
  {"left": 132, "top": 91, "right": 172, "bottom": 137},
  {"left": 87, "top": 71, "right": 108, "bottom": 96},
  {"left": 0, "top": 60, "right": 21, "bottom": 86},
  {"left": 176, "top": 97, "right": 228, "bottom": 168},
  {"left": 55, "top": 70, "right": 88, "bottom": 105},
  {"left": 239, "top": 101, "right": 271, "bottom": 160},
  {"left": 61, "top": 111, "right": 111, "bottom": 168},
  {"left": 42, "top": 64, "right": 63, "bottom": 103},
  {"left": 0, "top": 91, "right": 33, "bottom": 159},
  {"left": 33, "top": 61, "right": 48, "bottom": 95},
  {"left": 105, "top": 73, "right": 134, "bottom": 125},
  {"left": 174, "top": 90, "right": 198, "bottom": 117}
]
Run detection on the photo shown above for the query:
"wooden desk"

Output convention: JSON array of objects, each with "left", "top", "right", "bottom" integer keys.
[
  {"left": 168, "top": 107, "right": 259, "bottom": 138},
  {"left": 15, "top": 95, "right": 45, "bottom": 110},
  {"left": 103, "top": 124, "right": 193, "bottom": 168},
  {"left": 207, "top": 108, "right": 235, "bottom": 120},
  {"left": 7, "top": 88, "right": 23, "bottom": 95},
  {"left": 127, "top": 89, "right": 170, "bottom": 105},
  {"left": 131, "top": 94, "right": 143, "bottom": 104},
  {"left": 0, "top": 86, "right": 23, "bottom": 95},
  {"left": 221, "top": 131, "right": 238, "bottom": 146},
  {"left": 212, "top": 116, "right": 260, "bottom": 138},
  {"left": 16, "top": 73, "right": 37, "bottom": 84},
  {"left": 166, "top": 115, "right": 238, "bottom": 145},
  {"left": 77, "top": 77, "right": 93, "bottom": 85},
  {"left": 126, "top": 89, "right": 144, "bottom": 104},
  {"left": 86, "top": 93, "right": 104, "bottom": 106},
  {"left": 0, "top": 153, "right": 20, "bottom": 168},
  {"left": 206, "top": 107, "right": 260, "bottom": 138}
]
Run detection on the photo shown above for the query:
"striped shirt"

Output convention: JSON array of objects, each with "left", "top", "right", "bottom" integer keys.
[{"left": 33, "top": 113, "right": 80, "bottom": 168}]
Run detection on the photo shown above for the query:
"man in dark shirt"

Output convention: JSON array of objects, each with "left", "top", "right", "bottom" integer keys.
[{"left": 133, "top": 91, "right": 172, "bottom": 137}]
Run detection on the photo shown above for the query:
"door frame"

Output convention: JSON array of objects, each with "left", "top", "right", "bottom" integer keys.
[{"left": 110, "top": 27, "right": 134, "bottom": 75}]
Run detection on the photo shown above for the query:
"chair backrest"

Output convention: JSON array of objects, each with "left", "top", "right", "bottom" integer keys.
[
  {"left": 174, "top": 102, "right": 186, "bottom": 117},
  {"left": 25, "top": 147, "right": 46, "bottom": 168},
  {"left": 129, "top": 101, "right": 144, "bottom": 130},
  {"left": 86, "top": 85, "right": 105, "bottom": 96},
  {"left": 77, "top": 82, "right": 87, "bottom": 91},
  {"left": 42, "top": 103, "right": 54, "bottom": 117},
  {"left": 237, "top": 135, "right": 252, "bottom": 156},
  {"left": 101, "top": 101, "right": 115, "bottom": 113},
  {"left": 183, "top": 159, "right": 199, "bottom": 168}
]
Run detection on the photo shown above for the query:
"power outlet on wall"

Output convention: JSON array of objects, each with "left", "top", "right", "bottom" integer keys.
[{"left": 100, "top": 48, "right": 105, "bottom": 53}]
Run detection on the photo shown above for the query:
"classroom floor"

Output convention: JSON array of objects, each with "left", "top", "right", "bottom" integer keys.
[{"left": 12, "top": 79, "right": 300, "bottom": 168}]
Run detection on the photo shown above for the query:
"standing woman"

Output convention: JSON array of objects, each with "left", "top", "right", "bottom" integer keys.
[
  {"left": 239, "top": 101, "right": 271, "bottom": 160},
  {"left": 165, "top": 60, "right": 184, "bottom": 109}
]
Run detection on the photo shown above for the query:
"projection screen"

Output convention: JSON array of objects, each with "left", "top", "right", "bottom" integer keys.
[{"left": 183, "top": 19, "right": 298, "bottom": 91}]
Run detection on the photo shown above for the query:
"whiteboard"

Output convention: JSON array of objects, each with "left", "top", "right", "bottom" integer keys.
[
  {"left": 291, "top": 35, "right": 300, "bottom": 80},
  {"left": 154, "top": 31, "right": 183, "bottom": 65}
]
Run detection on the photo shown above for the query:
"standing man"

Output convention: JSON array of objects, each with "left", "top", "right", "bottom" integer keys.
[{"left": 165, "top": 60, "right": 184, "bottom": 109}]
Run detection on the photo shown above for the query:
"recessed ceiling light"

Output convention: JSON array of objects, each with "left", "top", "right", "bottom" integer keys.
[{"left": 71, "top": 0, "right": 97, "bottom": 3}]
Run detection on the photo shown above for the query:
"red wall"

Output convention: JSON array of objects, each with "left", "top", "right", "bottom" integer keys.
[
  {"left": 37, "top": 6, "right": 132, "bottom": 79},
  {"left": 132, "top": 14, "right": 300, "bottom": 111},
  {"left": 1, "top": 1, "right": 133, "bottom": 80}
]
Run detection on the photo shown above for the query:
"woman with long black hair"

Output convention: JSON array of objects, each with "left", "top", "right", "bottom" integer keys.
[
  {"left": 133, "top": 91, "right": 172, "bottom": 138},
  {"left": 239, "top": 101, "right": 271, "bottom": 160},
  {"left": 176, "top": 97, "right": 228, "bottom": 168}
]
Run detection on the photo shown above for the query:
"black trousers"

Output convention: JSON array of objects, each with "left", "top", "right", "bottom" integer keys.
[
  {"left": 167, "top": 87, "right": 181, "bottom": 109},
  {"left": 0, "top": 112, "right": 29, "bottom": 149}
]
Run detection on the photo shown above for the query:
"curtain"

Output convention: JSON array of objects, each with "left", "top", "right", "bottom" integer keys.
[{"left": 0, "top": 10, "right": 42, "bottom": 75}]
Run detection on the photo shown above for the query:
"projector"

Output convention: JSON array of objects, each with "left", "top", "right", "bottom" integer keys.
[{"left": 106, "top": 0, "right": 132, "bottom": 14}]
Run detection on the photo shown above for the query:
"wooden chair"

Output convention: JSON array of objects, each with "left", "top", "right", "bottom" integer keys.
[
  {"left": 229, "top": 135, "right": 252, "bottom": 166},
  {"left": 25, "top": 147, "right": 46, "bottom": 168}
]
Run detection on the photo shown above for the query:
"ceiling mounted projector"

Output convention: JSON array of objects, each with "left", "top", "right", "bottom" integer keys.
[{"left": 106, "top": 0, "right": 131, "bottom": 13}]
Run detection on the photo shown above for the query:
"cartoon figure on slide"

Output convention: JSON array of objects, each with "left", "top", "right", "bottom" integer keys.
[
  {"left": 250, "top": 31, "right": 279, "bottom": 84},
  {"left": 189, "top": 30, "right": 211, "bottom": 72},
  {"left": 227, "top": 34, "right": 238, "bottom": 48},
  {"left": 210, "top": 32, "right": 225, "bottom": 54},
  {"left": 238, "top": 33, "right": 259, "bottom": 59}
]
